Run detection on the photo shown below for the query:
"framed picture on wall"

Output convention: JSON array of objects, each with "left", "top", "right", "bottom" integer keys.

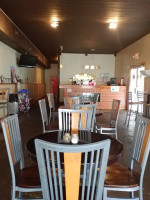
[{"left": 99, "top": 73, "right": 109, "bottom": 83}]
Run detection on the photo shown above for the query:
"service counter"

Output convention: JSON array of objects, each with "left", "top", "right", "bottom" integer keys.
[{"left": 59, "top": 85, "right": 126, "bottom": 110}]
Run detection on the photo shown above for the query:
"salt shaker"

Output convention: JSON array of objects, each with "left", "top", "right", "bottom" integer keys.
[
  {"left": 63, "top": 133, "right": 71, "bottom": 143},
  {"left": 71, "top": 134, "right": 79, "bottom": 144}
]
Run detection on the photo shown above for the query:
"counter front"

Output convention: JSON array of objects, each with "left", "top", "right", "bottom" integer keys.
[{"left": 59, "top": 85, "right": 126, "bottom": 110}]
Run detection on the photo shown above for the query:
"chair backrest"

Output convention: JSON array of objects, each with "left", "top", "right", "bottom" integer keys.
[
  {"left": 93, "top": 93, "right": 99, "bottom": 104},
  {"left": 58, "top": 108, "right": 92, "bottom": 134},
  {"left": 47, "top": 93, "right": 55, "bottom": 119},
  {"left": 137, "top": 91, "right": 148, "bottom": 103},
  {"left": 110, "top": 99, "right": 121, "bottom": 127},
  {"left": 127, "top": 91, "right": 132, "bottom": 103},
  {"left": 38, "top": 99, "right": 49, "bottom": 133},
  {"left": 129, "top": 115, "right": 150, "bottom": 185},
  {"left": 1, "top": 114, "right": 24, "bottom": 186},
  {"left": 0, "top": 88, "right": 10, "bottom": 102},
  {"left": 71, "top": 103, "right": 96, "bottom": 132},
  {"left": 64, "top": 96, "right": 80, "bottom": 109},
  {"left": 47, "top": 93, "right": 55, "bottom": 110},
  {"left": 35, "top": 138, "right": 111, "bottom": 200}
]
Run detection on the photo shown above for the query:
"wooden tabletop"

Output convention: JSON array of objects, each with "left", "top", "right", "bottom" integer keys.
[{"left": 26, "top": 131, "right": 123, "bottom": 165}]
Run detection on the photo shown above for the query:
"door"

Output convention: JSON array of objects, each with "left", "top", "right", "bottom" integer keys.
[{"left": 129, "top": 66, "right": 145, "bottom": 101}]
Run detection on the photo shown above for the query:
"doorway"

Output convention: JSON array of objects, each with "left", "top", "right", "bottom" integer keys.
[{"left": 129, "top": 65, "right": 145, "bottom": 101}]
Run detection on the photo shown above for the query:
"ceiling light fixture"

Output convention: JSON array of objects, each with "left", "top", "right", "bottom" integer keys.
[
  {"left": 51, "top": 18, "right": 59, "bottom": 28},
  {"left": 109, "top": 22, "right": 117, "bottom": 29},
  {"left": 108, "top": 19, "right": 118, "bottom": 29}
]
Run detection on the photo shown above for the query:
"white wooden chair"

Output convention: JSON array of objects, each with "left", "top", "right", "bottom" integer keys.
[
  {"left": 137, "top": 91, "right": 148, "bottom": 116},
  {"left": 95, "top": 99, "right": 121, "bottom": 139},
  {"left": 38, "top": 99, "right": 58, "bottom": 133},
  {"left": 124, "top": 92, "right": 143, "bottom": 126},
  {"left": 47, "top": 93, "right": 58, "bottom": 122}
]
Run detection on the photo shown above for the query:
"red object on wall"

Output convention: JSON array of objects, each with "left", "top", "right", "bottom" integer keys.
[{"left": 52, "top": 77, "right": 58, "bottom": 97}]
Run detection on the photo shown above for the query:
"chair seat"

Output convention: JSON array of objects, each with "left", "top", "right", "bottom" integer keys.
[
  {"left": 45, "top": 123, "right": 59, "bottom": 130},
  {"left": 59, "top": 105, "right": 65, "bottom": 108},
  {"left": 16, "top": 165, "right": 41, "bottom": 188},
  {"left": 95, "top": 112, "right": 103, "bottom": 117},
  {"left": 104, "top": 164, "right": 140, "bottom": 188},
  {"left": 0, "top": 100, "right": 8, "bottom": 103},
  {"left": 96, "top": 123, "right": 115, "bottom": 129},
  {"left": 52, "top": 109, "right": 58, "bottom": 116}
]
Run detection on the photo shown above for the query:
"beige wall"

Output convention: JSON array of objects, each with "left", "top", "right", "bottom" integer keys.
[
  {"left": 45, "top": 64, "right": 59, "bottom": 94},
  {"left": 0, "top": 42, "right": 45, "bottom": 84},
  {"left": 59, "top": 53, "right": 115, "bottom": 101},
  {"left": 115, "top": 34, "right": 150, "bottom": 91},
  {"left": 0, "top": 41, "right": 46, "bottom": 118},
  {"left": 60, "top": 53, "right": 115, "bottom": 85}
]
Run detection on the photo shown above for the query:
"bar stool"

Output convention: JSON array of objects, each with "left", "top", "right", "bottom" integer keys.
[
  {"left": 137, "top": 91, "right": 148, "bottom": 116},
  {"left": 124, "top": 91, "right": 143, "bottom": 126}
]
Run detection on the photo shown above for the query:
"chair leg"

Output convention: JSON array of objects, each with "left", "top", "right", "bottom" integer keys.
[
  {"left": 11, "top": 187, "right": 15, "bottom": 200},
  {"left": 124, "top": 110, "right": 129, "bottom": 125},
  {"left": 127, "top": 110, "right": 132, "bottom": 126},
  {"left": 130, "top": 191, "right": 134, "bottom": 198},
  {"left": 3, "top": 107, "right": 6, "bottom": 119},
  {"left": 103, "top": 188, "right": 108, "bottom": 200},
  {"left": 18, "top": 191, "right": 23, "bottom": 199},
  {"left": 139, "top": 185, "right": 143, "bottom": 200}
]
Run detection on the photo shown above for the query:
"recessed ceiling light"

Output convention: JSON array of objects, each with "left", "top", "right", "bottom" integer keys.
[
  {"left": 108, "top": 19, "right": 118, "bottom": 29},
  {"left": 109, "top": 22, "right": 117, "bottom": 29},
  {"left": 51, "top": 18, "right": 59, "bottom": 28}
]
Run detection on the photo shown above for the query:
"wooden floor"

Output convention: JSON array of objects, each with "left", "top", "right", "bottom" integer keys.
[{"left": 0, "top": 102, "right": 150, "bottom": 199}]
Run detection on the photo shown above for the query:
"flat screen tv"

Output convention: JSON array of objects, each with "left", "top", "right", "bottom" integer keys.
[{"left": 18, "top": 55, "right": 37, "bottom": 68}]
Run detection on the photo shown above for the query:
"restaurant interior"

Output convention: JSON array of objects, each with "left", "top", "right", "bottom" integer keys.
[{"left": 0, "top": 1, "right": 150, "bottom": 199}]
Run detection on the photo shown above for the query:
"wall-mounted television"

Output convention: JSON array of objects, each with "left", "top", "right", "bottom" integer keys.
[{"left": 18, "top": 55, "right": 37, "bottom": 68}]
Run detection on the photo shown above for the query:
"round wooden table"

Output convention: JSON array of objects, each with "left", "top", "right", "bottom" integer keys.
[{"left": 26, "top": 131, "right": 123, "bottom": 165}]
